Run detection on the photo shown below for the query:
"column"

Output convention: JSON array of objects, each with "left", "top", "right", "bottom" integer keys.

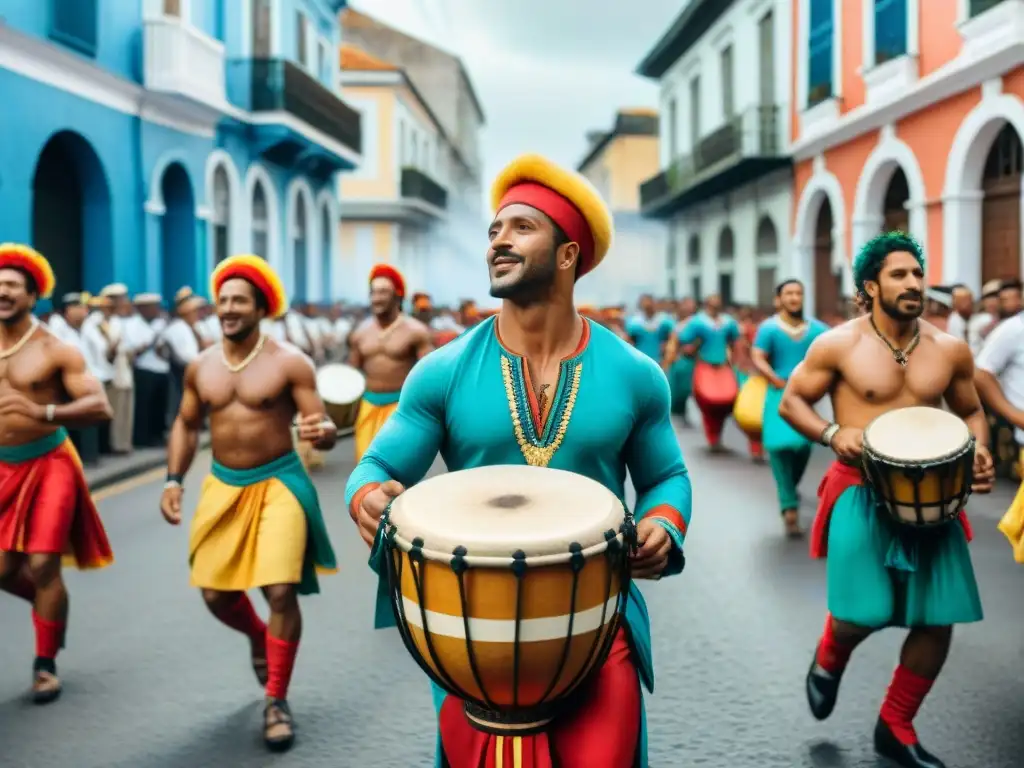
[
  {"left": 194, "top": 207, "right": 210, "bottom": 297},
  {"left": 941, "top": 191, "right": 984, "bottom": 292}
]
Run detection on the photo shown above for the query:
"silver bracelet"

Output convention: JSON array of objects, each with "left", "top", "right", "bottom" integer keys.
[
  {"left": 45, "top": 404, "right": 56, "bottom": 422},
  {"left": 820, "top": 422, "right": 841, "bottom": 447}
]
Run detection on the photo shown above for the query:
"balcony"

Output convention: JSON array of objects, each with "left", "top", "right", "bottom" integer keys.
[
  {"left": 143, "top": 15, "right": 228, "bottom": 118},
  {"left": 50, "top": 0, "right": 98, "bottom": 57},
  {"left": 640, "top": 105, "right": 790, "bottom": 219},
  {"left": 229, "top": 58, "right": 362, "bottom": 176},
  {"left": 401, "top": 167, "right": 448, "bottom": 212}
]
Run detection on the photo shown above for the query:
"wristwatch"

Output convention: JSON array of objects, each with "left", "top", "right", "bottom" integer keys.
[{"left": 820, "top": 422, "right": 841, "bottom": 447}]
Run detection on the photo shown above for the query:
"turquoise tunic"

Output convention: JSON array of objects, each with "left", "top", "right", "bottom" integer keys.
[
  {"left": 345, "top": 316, "right": 692, "bottom": 768},
  {"left": 625, "top": 313, "right": 675, "bottom": 362},
  {"left": 753, "top": 316, "right": 828, "bottom": 452},
  {"left": 677, "top": 312, "right": 739, "bottom": 365}
]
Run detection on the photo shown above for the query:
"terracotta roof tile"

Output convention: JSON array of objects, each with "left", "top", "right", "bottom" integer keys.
[{"left": 340, "top": 44, "right": 397, "bottom": 72}]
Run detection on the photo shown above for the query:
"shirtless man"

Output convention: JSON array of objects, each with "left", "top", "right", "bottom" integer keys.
[
  {"left": 779, "top": 232, "right": 993, "bottom": 768},
  {"left": 347, "top": 264, "right": 433, "bottom": 461},
  {"left": 0, "top": 245, "right": 113, "bottom": 703},
  {"left": 160, "top": 255, "right": 338, "bottom": 752}
]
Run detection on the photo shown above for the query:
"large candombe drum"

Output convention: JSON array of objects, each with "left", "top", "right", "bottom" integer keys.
[
  {"left": 316, "top": 363, "right": 365, "bottom": 433},
  {"left": 862, "top": 406, "right": 975, "bottom": 527},
  {"left": 382, "top": 465, "right": 635, "bottom": 733}
]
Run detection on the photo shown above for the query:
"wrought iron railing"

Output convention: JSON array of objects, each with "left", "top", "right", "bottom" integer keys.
[
  {"left": 229, "top": 58, "right": 362, "bottom": 154},
  {"left": 640, "top": 105, "right": 783, "bottom": 210},
  {"left": 401, "top": 167, "right": 448, "bottom": 210}
]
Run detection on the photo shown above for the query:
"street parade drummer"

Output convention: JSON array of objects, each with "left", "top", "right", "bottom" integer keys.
[
  {"left": 779, "top": 232, "right": 992, "bottom": 768},
  {"left": 160, "top": 255, "right": 338, "bottom": 752},
  {"left": 0, "top": 244, "right": 115, "bottom": 704},
  {"left": 347, "top": 263, "right": 433, "bottom": 461},
  {"left": 345, "top": 154, "right": 692, "bottom": 768}
]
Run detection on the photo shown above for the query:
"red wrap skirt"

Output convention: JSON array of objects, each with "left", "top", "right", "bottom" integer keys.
[{"left": 0, "top": 433, "right": 113, "bottom": 568}]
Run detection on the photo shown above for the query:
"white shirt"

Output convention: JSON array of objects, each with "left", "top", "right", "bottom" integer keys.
[
  {"left": 135, "top": 315, "right": 169, "bottom": 374},
  {"left": 81, "top": 312, "right": 115, "bottom": 383},
  {"left": 284, "top": 312, "right": 311, "bottom": 352},
  {"left": 163, "top": 317, "right": 201, "bottom": 367},
  {"left": 47, "top": 314, "right": 79, "bottom": 347},
  {"left": 199, "top": 315, "right": 222, "bottom": 342},
  {"left": 975, "top": 313, "right": 1024, "bottom": 443},
  {"left": 261, "top": 318, "right": 287, "bottom": 342},
  {"left": 945, "top": 312, "right": 991, "bottom": 356}
]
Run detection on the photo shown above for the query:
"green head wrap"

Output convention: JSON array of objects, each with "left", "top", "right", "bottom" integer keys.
[{"left": 852, "top": 231, "right": 925, "bottom": 297}]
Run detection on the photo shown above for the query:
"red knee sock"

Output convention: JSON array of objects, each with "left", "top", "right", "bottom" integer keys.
[
  {"left": 32, "top": 611, "right": 65, "bottom": 660},
  {"left": 749, "top": 439, "right": 764, "bottom": 458},
  {"left": 879, "top": 665, "right": 935, "bottom": 746},
  {"left": 215, "top": 594, "right": 267, "bottom": 640},
  {"left": 3, "top": 572, "right": 35, "bottom": 602},
  {"left": 815, "top": 614, "right": 856, "bottom": 675},
  {"left": 264, "top": 632, "right": 299, "bottom": 701}
]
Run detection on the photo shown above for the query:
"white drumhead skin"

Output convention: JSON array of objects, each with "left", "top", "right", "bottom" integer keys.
[
  {"left": 388, "top": 465, "right": 624, "bottom": 559},
  {"left": 864, "top": 406, "right": 970, "bottom": 462},
  {"left": 317, "top": 364, "right": 366, "bottom": 404}
]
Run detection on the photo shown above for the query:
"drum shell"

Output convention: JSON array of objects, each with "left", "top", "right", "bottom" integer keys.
[
  {"left": 387, "top": 545, "right": 623, "bottom": 710},
  {"left": 693, "top": 361, "right": 738, "bottom": 413},
  {"left": 733, "top": 376, "right": 767, "bottom": 438},
  {"left": 862, "top": 446, "right": 973, "bottom": 526},
  {"left": 325, "top": 399, "right": 360, "bottom": 431}
]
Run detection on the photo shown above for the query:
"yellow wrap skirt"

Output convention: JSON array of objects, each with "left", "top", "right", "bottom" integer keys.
[
  {"left": 354, "top": 390, "right": 401, "bottom": 462},
  {"left": 998, "top": 448, "right": 1024, "bottom": 563}
]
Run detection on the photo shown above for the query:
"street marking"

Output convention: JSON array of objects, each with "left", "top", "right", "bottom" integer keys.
[{"left": 92, "top": 466, "right": 167, "bottom": 503}]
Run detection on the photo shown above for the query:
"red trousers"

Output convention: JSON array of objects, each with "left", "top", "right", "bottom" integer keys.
[
  {"left": 439, "top": 627, "right": 640, "bottom": 768},
  {"left": 0, "top": 438, "right": 113, "bottom": 568}
]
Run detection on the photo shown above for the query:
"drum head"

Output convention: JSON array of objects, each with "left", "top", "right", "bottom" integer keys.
[
  {"left": 863, "top": 406, "right": 971, "bottom": 462},
  {"left": 316, "top": 364, "right": 366, "bottom": 405},
  {"left": 388, "top": 465, "right": 624, "bottom": 560}
]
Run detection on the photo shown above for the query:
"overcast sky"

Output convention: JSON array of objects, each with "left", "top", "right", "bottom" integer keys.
[{"left": 348, "top": 0, "right": 686, "bottom": 188}]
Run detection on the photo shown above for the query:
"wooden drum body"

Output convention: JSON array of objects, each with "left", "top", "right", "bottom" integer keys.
[
  {"left": 381, "top": 465, "right": 636, "bottom": 734},
  {"left": 316, "top": 363, "right": 365, "bottom": 432},
  {"left": 862, "top": 406, "right": 975, "bottom": 527}
]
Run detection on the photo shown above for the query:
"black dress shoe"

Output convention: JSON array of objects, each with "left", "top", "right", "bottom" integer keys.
[
  {"left": 874, "top": 718, "right": 946, "bottom": 768},
  {"left": 805, "top": 647, "right": 842, "bottom": 720}
]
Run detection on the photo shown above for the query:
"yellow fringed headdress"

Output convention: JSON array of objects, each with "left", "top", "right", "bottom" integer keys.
[
  {"left": 210, "top": 255, "right": 288, "bottom": 319},
  {"left": 0, "top": 244, "right": 56, "bottom": 299},
  {"left": 490, "top": 154, "right": 613, "bottom": 279}
]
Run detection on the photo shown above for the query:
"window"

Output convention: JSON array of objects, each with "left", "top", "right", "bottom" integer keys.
[
  {"left": 687, "top": 235, "right": 700, "bottom": 266},
  {"left": 759, "top": 12, "right": 776, "bottom": 105},
  {"left": 296, "top": 12, "right": 308, "bottom": 68},
  {"left": 720, "top": 46, "right": 735, "bottom": 119},
  {"left": 294, "top": 195, "right": 308, "bottom": 301},
  {"left": 718, "top": 227, "right": 734, "bottom": 262},
  {"left": 164, "top": 0, "right": 182, "bottom": 16},
  {"left": 689, "top": 76, "right": 701, "bottom": 145},
  {"left": 808, "top": 0, "right": 835, "bottom": 106},
  {"left": 757, "top": 266, "right": 777, "bottom": 309},
  {"left": 667, "top": 98, "right": 678, "bottom": 158},
  {"left": 212, "top": 166, "right": 231, "bottom": 265},
  {"left": 719, "top": 273, "right": 733, "bottom": 306},
  {"left": 251, "top": 182, "right": 268, "bottom": 260},
  {"left": 971, "top": 0, "right": 1007, "bottom": 17},
  {"left": 690, "top": 276, "right": 701, "bottom": 301},
  {"left": 399, "top": 121, "right": 406, "bottom": 166},
  {"left": 252, "top": 0, "right": 271, "bottom": 57},
  {"left": 319, "top": 40, "right": 329, "bottom": 81},
  {"left": 874, "top": 0, "right": 907, "bottom": 64}
]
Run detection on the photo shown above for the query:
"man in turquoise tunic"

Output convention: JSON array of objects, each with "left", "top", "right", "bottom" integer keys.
[
  {"left": 750, "top": 279, "right": 828, "bottom": 537},
  {"left": 625, "top": 294, "right": 674, "bottom": 362},
  {"left": 667, "top": 298, "right": 697, "bottom": 423},
  {"left": 778, "top": 233, "right": 993, "bottom": 768},
  {"left": 345, "top": 154, "right": 691, "bottom": 768}
]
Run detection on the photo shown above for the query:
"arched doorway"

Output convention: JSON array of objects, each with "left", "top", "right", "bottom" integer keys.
[
  {"left": 160, "top": 163, "right": 196, "bottom": 297},
  {"left": 813, "top": 200, "right": 842, "bottom": 321},
  {"left": 687, "top": 235, "right": 701, "bottom": 300},
  {"left": 981, "top": 124, "right": 1023, "bottom": 283},
  {"left": 717, "top": 226, "right": 734, "bottom": 305},
  {"left": 755, "top": 216, "right": 778, "bottom": 310},
  {"left": 320, "top": 204, "right": 331, "bottom": 302},
  {"left": 211, "top": 165, "right": 231, "bottom": 266},
  {"left": 883, "top": 168, "right": 910, "bottom": 233},
  {"left": 252, "top": 181, "right": 269, "bottom": 259},
  {"left": 293, "top": 194, "right": 307, "bottom": 301},
  {"left": 31, "top": 131, "right": 112, "bottom": 297}
]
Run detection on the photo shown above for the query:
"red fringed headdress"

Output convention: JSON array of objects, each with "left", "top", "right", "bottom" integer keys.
[
  {"left": 0, "top": 244, "right": 56, "bottom": 299},
  {"left": 210, "top": 255, "right": 288, "bottom": 319}
]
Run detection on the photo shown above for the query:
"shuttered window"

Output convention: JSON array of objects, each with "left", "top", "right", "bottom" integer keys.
[
  {"left": 807, "top": 0, "right": 833, "bottom": 106},
  {"left": 874, "top": 0, "right": 907, "bottom": 65}
]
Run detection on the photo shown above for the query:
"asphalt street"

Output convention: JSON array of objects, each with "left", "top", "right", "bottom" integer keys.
[{"left": 0, "top": 409, "right": 1021, "bottom": 768}]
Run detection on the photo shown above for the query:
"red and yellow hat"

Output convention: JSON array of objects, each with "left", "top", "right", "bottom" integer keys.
[
  {"left": 369, "top": 263, "right": 406, "bottom": 298},
  {"left": 210, "top": 254, "right": 288, "bottom": 319},
  {"left": 0, "top": 244, "right": 56, "bottom": 299},
  {"left": 412, "top": 292, "right": 432, "bottom": 311},
  {"left": 490, "top": 154, "right": 613, "bottom": 280}
]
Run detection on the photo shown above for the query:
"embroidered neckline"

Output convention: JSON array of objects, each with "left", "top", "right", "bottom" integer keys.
[{"left": 495, "top": 318, "right": 588, "bottom": 467}]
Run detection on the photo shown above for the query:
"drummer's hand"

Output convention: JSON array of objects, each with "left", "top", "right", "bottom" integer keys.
[
  {"left": 357, "top": 480, "right": 405, "bottom": 548},
  {"left": 160, "top": 485, "right": 183, "bottom": 526},
  {"left": 630, "top": 519, "right": 672, "bottom": 580},
  {"left": 297, "top": 414, "right": 337, "bottom": 449},
  {"left": 971, "top": 444, "right": 994, "bottom": 494},
  {"left": 830, "top": 427, "right": 863, "bottom": 462}
]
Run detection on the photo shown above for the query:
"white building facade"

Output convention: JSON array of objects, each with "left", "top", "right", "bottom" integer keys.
[{"left": 637, "top": 0, "right": 794, "bottom": 309}]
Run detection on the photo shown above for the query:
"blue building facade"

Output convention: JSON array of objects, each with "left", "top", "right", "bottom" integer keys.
[{"left": 0, "top": 0, "right": 361, "bottom": 307}]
